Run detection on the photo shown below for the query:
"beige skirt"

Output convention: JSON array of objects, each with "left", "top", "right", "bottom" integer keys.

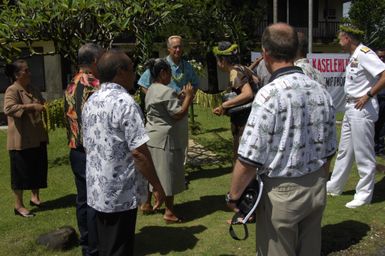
[{"left": 148, "top": 146, "right": 185, "bottom": 196}]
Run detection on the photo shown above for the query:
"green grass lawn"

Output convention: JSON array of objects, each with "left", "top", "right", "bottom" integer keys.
[{"left": 1, "top": 104, "right": 385, "bottom": 255}]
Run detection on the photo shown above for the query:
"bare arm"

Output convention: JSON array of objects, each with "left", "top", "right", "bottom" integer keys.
[
  {"left": 132, "top": 143, "right": 166, "bottom": 209},
  {"left": 223, "top": 83, "right": 254, "bottom": 109},
  {"left": 140, "top": 86, "right": 148, "bottom": 94},
  {"left": 172, "top": 83, "right": 194, "bottom": 120},
  {"left": 213, "top": 83, "right": 254, "bottom": 116},
  {"left": 248, "top": 56, "right": 263, "bottom": 70},
  {"left": 226, "top": 159, "right": 257, "bottom": 211}
]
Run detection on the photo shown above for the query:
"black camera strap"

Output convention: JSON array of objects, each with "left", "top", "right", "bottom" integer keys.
[
  {"left": 228, "top": 176, "right": 264, "bottom": 241},
  {"left": 229, "top": 212, "right": 249, "bottom": 240}
]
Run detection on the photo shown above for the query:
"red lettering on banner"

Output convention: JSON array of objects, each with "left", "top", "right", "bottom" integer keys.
[
  {"left": 334, "top": 59, "right": 338, "bottom": 72},
  {"left": 322, "top": 59, "right": 327, "bottom": 72},
  {"left": 313, "top": 58, "right": 349, "bottom": 73}
]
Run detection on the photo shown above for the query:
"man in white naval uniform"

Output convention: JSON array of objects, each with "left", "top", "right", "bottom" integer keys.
[{"left": 327, "top": 26, "right": 385, "bottom": 208}]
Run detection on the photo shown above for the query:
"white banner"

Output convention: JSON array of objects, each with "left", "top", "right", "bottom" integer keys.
[
  {"left": 251, "top": 52, "right": 349, "bottom": 112},
  {"left": 307, "top": 53, "right": 349, "bottom": 112}
]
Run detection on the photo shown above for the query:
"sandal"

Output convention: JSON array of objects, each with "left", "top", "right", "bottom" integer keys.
[{"left": 140, "top": 204, "right": 154, "bottom": 215}]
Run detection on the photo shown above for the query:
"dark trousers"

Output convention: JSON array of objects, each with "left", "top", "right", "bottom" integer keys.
[
  {"left": 96, "top": 209, "right": 138, "bottom": 256},
  {"left": 375, "top": 97, "right": 385, "bottom": 146},
  {"left": 69, "top": 149, "right": 98, "bottom": 256}
]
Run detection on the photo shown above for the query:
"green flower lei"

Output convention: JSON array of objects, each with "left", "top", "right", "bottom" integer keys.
[
  {"left": 339, "top": 24, "right": 365, "bottom": 37},
  {"left": 172, "top": 61, "right": 185, "bottom": 83},
  {"left": 212, "top": 44, "right": 239, "bottom": 56}
]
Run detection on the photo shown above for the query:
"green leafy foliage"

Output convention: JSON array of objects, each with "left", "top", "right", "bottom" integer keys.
[
  {"left": 0, "top": 0, "right": 182, "bottom": 64},
  {"left": 348, "top": 0, "right": 385, "bottom": 49},
  {"left": 159, "top": 0, "right": 266, "bottom": 64},
  {"left": 42, "top": 98, "right": 65, "bottom": 131}
]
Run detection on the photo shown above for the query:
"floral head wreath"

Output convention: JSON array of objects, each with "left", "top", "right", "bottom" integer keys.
[
  {"left": 339, "top": 23, "right": 364, "bottom": 37},
  {"left": 212, "top": 43, "right": 239, "bottom": 56}
]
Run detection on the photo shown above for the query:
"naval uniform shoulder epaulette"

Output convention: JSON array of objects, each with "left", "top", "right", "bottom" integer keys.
[{"left": 360, "top": 47, "right": 371, "bottom": 53}]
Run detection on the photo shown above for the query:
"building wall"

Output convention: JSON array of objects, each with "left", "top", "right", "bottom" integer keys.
[
  {"left": 0, "top": 41, "right": 62, "bottom": 125},
  {"left": 317, "top": 0, "right": 343, "bottom": 22}
]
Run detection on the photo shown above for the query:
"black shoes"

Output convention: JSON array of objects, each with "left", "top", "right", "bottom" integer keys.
[{"left": 14, "top": 208, "right": 35, "bottom": 218}]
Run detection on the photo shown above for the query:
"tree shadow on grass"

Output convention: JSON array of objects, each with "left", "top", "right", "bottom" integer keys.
[
  {"left": 31, "top": 194, "right": 76, "bottom": 213},
  {"left": 175, "top": 195, "right": 229, "bottom": 222},
  {"left": 187, "top": 166, "right": 232, "bottom": 181},
  {"left": 206, "top": 127, "right": 230, "bottom": 133},
  {"left": 372, "top": 176, "right": 385, "bottom": 203},
  {"left": 134, "top": 225, "right": 206, "bottom": 255},
  {"left": 321, "top": 220, "right": 370, "bottom": 255},
  {"left": 48, "top": 155, "right": 70, "bottom": 168}
]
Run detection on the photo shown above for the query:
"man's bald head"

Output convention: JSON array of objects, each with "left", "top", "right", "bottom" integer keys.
[{"left": 262, "top": 23, "right": 298, "bottom": 62}]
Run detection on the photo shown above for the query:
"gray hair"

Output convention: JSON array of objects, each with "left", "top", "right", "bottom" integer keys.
[
  {"left": 77, "top": 43, "right": 104, "bottom": 66},
  {"left": 166, "top": 35, "right": 182, "bottom": 48}
]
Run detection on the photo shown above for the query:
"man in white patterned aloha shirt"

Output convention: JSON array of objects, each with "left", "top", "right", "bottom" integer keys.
[
  {"left": 294, "top": 32, "right": 325, "bottom": 86},
  {"left": 82, "top": 49, "right": 165, "bottom": 256},
  {"left": 226, "top": 23, "right": 337, "bottom": 256}
]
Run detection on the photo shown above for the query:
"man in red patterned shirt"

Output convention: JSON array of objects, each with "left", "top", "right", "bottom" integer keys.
[{"left": 64, "top": 43, "right": 103, "bottom": 256}]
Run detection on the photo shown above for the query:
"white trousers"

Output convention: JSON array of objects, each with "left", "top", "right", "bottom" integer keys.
[{"left": 327, "top": 99, "right": 378, "bottom": 202}]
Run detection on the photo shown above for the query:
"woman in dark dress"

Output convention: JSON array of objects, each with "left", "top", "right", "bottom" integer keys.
[{"left": 3, "top": 59, "right": 48, "bottom": 217}]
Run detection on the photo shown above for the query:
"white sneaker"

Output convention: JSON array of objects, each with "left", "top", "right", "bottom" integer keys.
[{"left": 345, "top": 199, "right": 368, "bottom": 209}]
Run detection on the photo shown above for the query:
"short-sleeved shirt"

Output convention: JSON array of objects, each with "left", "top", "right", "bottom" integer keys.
[
  {"left": 82, "top": 82, "right": 149, "bottom": 213},
  {"left": 64, "top": 70, "right": 100, "bottom": 149},
  {"left": 295, "top": 58, "right": 326, "bottom": 86},
  {"left": 138, "top": 56, "right": 199, "bottom": 93},
  {"left": 253, "top": 59, "right": 271, "bottom": 86},
  {"left": 238, "top": 66, "right": 337, "bottom": 178},
  {"left": 228, "top": 65, "right": 255, "bottom": 126},
  {"left": 345, "top": 44, "right": 385, "bottom": 97}
]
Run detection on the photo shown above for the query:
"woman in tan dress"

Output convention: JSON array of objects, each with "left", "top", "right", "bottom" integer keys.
[
  {"left": 144, "top": 58, "right": 193, "bottom": 223},
  {"left": 3, "top": 59, "right": 48, "bottom": 217}
]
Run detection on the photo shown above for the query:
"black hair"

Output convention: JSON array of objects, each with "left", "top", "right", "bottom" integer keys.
[
  {"left": 97, "top": 49, "right": 132, "bottom": 83},
  {"left": 144, "top": 58, "right": 171, "bottom": 82},
  {"left": 215, "top": 41, "right": 240, "bottom": 65},
  {"left": 77, "top": 43, "right": 104, "bottom": 66},
  {"left": 262, "top": 23, "right": 298, "bottom": 61},
  {"left": 4, "top": 59, "right": 27, "bottom": 84}
]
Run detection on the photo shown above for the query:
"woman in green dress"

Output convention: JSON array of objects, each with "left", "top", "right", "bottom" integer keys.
[{"left": 144, "top": 58, "right": 193, "bottom": 223}]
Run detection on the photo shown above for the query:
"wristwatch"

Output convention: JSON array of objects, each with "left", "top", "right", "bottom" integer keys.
[
  {"left": 367, "top": 90, "right": 374, "bottom": 98},
  {"left": 225, "top": 192, "right": 239, "bottom": 204}
]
